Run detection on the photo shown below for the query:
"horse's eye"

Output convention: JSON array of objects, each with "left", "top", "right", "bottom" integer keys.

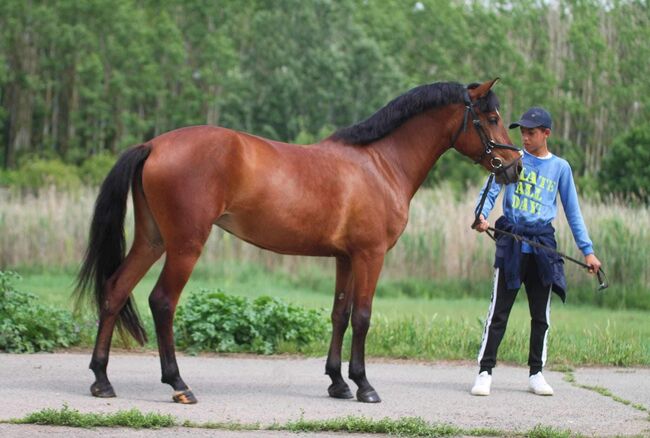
[{"left": 488, "top": 118, "right": 499, "bottom": 125}]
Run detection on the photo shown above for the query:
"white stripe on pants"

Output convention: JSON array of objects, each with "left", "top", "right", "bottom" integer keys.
[
  {"left": 477, "top": 268, "right": 500, "bottom": 365},
  {"left": 541, "top": 285, "right": 552, "bottom": 367}
]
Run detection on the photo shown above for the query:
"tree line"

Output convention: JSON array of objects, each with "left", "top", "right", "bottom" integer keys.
[{"left": 1, "top": 0, "right": 648, "bottom": 193}]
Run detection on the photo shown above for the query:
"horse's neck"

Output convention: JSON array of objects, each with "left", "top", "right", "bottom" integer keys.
[{"left": 371, "top": 108, "right": 459, "bottom": 200}]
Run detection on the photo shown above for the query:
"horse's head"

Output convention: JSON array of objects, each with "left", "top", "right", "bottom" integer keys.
[{"left": 451, "top": 78, "right": 522, "bottom": 185}]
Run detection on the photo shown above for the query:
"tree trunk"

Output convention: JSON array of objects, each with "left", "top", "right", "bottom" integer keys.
[
  {"left": 58, "top": 61, "right": 77, "bottom": 160},
  {"left": 6, "top": 26, "right": 37, "bottom": 168}
]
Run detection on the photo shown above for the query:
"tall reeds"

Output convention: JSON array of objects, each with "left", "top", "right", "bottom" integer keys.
[{"left": 1, "top": 185, "right": 647, "bottom": 294}]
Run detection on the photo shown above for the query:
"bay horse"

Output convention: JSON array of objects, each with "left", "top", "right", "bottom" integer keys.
[{"left": 76, "top": 78, "right": 522, "bottom": 405}]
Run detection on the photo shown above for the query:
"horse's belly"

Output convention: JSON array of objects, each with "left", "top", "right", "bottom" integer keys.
[{"left": 214, "top": 213, "right": 342, "bottom": 257}]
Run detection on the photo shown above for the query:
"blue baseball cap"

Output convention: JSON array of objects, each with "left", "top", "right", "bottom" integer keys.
[{"left": 509, "top": 107, "right": 552, "bottom": 130}]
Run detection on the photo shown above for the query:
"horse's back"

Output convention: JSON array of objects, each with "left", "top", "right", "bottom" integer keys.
[{"left": 144, "top": 125, "right": 355, "bottom": 205}]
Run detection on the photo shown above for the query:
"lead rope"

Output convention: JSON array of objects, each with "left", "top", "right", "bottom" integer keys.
[
  {"left": 472, "top": 174, "right": 608, "bottom": 291},
  {"left": 473, "top": 173, "right": 497, "bottom": 241}
]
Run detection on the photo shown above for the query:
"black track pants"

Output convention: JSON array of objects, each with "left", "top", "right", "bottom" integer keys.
[{"left": 477, "top": 255, "right": 553, "bottom": 371}]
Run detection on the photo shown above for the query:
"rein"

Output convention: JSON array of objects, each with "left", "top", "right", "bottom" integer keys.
[{"left": 473, "top": 174, "right": 609, "bottom": 291}]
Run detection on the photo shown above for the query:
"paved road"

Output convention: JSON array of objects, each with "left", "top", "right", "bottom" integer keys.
[{"left": 0, "top": 352, "right": 648, "bottom": 437}]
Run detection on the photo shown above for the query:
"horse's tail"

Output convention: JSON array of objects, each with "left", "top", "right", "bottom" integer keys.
[{"left": 75, "top": 144, "right": 152, "bottom": 346}]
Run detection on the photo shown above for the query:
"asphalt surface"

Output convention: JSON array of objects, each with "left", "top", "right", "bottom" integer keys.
[{"left": 0, "top": 352, "right": 648, "bottom": 437}]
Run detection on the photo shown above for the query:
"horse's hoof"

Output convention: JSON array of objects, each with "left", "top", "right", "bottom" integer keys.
[
  {"left": 328, "top": 382, "right": 353, "bottom": 399},
  {"left": 356, "top": 388, "right": 381, "bottom": 403},
  {"left": 90, "top": 381, "right": 116, "bottom": 398},
  {"left": 172, "top": 388, "right": 197, "bottom": 404}
]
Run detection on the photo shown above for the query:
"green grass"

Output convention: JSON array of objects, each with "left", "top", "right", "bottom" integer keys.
[
  {"left": 278, "top": 416, "right": 567, "bottom": 436},
  {"left": 563, "top": 371, "right": 649, "bottom": 414},
  {"left": 9, "top": 266, "right": 650, "bottom": 366},
  {"left": 275, "top": 416, "right": 463, "bottom": 436},
  {"left": 525, "top": 425, "right": 580, "bottom": 438},
  {"left": 10, "top": 405, "right": 175, "bottom": 428},
  {"left": 6, "top": 406, "right": 585, "bottom": 437}
]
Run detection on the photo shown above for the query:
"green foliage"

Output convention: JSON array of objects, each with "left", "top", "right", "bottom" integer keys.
[
  {"left": 600, "top": 124, "right": 650, "bottom": 202},
  {"left": 549, "top": 137, "right": 585, "bottom": 176},
  {"left": 292, "top": 129, "right": 317, "bottom": 145},
  {"left": 78, "top": 153, "right": 116, "bottom": 186},
  {"left": 14, "top": 405, "right": 176, "bottom": 428},
  {"left": 292, "top": 124, "right": 336, "bottom": 145},
  {"left": 1, "top": 0, "right": 647, "bottom": 194},
  {"left": 10, "top": 268, "right": 650, "bottom": 366},
  {"left": 0, "top": 158, "right": 81, "bottom": 191},
  {"left": 174, "top": 289, "right": 327, "bottom": 354},
  {"left": 0, "top": 271, "right": 80, "bottom": 352},
  {"left": 573, "top": 174, "right": 599, "bottom": 200}
]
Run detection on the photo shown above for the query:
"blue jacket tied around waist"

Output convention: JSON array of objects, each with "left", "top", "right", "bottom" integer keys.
[{"left": 494, "top": 216, "right": 567, "bottom": 301}]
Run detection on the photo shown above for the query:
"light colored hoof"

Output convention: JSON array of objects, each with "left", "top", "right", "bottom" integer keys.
[{"left": 172, "top": 388, "right": 197, "bottom": 404}]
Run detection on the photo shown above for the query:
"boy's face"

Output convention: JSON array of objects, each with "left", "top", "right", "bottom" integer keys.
[{"left": 520, "top": 127, "right": 550, "bottom": 152}]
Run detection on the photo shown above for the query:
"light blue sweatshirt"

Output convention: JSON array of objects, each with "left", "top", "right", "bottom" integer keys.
[{"left": 476, "top": 150, "right": 594, "bottom": 256}]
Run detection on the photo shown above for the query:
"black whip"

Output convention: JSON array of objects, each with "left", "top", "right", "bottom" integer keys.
[{"left": 472, "top": 174, "right": 608, "bottom": 291}]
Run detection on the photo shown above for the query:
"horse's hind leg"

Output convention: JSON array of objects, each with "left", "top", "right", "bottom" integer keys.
[
  {"left": 325, "top": 256, "right": 354, "bottom": 399},
  {"left": 143, "top": 160, "right": 221, "bottom": 404},
  {"left": 89, "top": 208, "right": 164, "bottom": 398},
  {"left": 143, "top": 183, "right": 216, "bottom": 401},
  {"left": 90, "top": 242, "right": 163, "bottom": 397},
  {"left": 148, "top": 233, "right": 209, "bottom": 404}
]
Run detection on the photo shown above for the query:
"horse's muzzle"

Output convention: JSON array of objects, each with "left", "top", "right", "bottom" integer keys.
[{"left": 494, "top": 157, "right": 522, "bottom": 185}]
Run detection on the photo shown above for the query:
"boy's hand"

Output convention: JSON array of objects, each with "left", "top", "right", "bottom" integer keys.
[
  {"left": 472, "top": 214, "right": 490, "bottom": 233},
  {"left": 585, "top": 254, "right": 601, "bottom": 274}
]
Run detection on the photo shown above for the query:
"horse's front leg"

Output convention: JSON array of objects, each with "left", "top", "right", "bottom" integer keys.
[
  {"left": 348, "top": 250, "right": 385, "bottom": 403},
  {"left": 325, "top": 256, "right": 354, "bottom": 399}
]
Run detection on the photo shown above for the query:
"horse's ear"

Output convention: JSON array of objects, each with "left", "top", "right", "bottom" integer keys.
[{"left": 468, "top": 77, "right": 500, "bottom": 100}]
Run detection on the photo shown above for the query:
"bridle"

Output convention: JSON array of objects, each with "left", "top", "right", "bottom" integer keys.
[{"left": 449, "top": 89, "right": 522, "bottom": 173}]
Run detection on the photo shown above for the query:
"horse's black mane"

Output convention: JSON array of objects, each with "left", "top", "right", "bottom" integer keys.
[{"left": 330, "top": 82, "right": 500, "bottom": 145}]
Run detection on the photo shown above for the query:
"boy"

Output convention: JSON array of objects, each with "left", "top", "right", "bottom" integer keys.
[{"left": 470, "top": 107, "right": 601, "bottom": 396}]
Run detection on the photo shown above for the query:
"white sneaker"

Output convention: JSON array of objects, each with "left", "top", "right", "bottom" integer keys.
[
  {"left": 529, "top": 372, "right": 554, "bottom": 395},
  {"left": 471, "top": 371, "right": 492, "bottom": 396}
]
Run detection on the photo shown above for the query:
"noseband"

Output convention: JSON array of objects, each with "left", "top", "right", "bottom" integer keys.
[{"left": 449, "top": 89, "right": 522, "bottom": 172}]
